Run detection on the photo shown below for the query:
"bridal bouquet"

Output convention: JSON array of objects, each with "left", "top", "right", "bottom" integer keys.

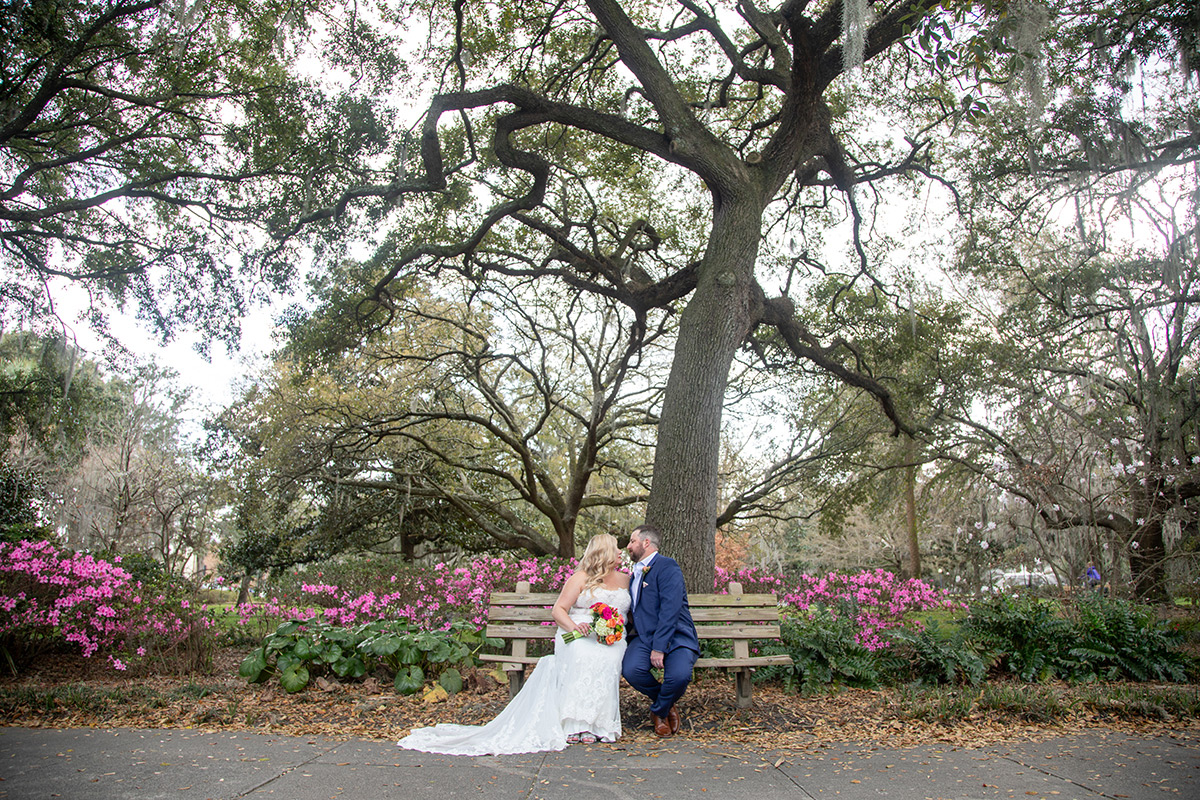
[{"left": 562, "top": 602, "right": 625, "bottom": 645}]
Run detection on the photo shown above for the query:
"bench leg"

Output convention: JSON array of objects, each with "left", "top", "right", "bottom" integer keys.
[
  {"left": 735, "top": 669, "right": 753, "bottom": 708},
  {"left": 508, "top": 669, "right": 525, "bottom": 699}
]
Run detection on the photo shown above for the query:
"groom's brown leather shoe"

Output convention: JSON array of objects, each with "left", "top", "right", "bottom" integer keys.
[
  {"left": 666, "top": 706, "right": 681, "bottom": 734},
  {"left": 651, "top": 713, "right": 672, "bottom": 737}
]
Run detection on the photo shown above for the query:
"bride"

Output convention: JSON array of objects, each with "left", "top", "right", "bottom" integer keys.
[{"left": 397, "top": 534, "right": 632, "bottom": 755}]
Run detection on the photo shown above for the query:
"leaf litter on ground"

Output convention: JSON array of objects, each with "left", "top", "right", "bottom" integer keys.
[{"left": 1, "top": 647, "right": 1196, "bottom": 754}]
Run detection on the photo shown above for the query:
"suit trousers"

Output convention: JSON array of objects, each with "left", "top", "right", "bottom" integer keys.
[{"left": 622, "top": 636, "right": 698, "bottom": 717}]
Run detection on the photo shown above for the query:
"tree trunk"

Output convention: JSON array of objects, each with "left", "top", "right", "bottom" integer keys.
[
  {"left": 904, "top": 450, "right": 921, "bottom": 579},
  {"left": 646, "top": 199, "right": 763, "bottom": 592},
  {"left": 237, "top": 574, "right": 253, "bottom": 606}
]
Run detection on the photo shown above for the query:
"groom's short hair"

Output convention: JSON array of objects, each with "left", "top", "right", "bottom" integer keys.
[{"left": 633, "top": 524, "right": 661, "bottom": 548}]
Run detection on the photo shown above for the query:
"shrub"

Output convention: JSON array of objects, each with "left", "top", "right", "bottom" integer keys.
[
  {"left": 719, "top": 567, "right": 963, "bottom": 651},
  {"left": 240, "top": 554, "right": 577, "bottom": 633},
  {"left": 1067, "top": 595, "right": 1191, "bottom": 682},
  {"left": 238, "top": 618, "right": 500, "bottom": 694},
  {"left": 0, "top": 540, "right": 215, "bottom": 674},
  {"left": 887, "top": 620, "right": 986, "bottom": 686},
  {"left": 757, "top": 607, "right": 888, "bottom": 693},
  {"left": 962, "top": 595, "right": 1078, "bottom": 682}
]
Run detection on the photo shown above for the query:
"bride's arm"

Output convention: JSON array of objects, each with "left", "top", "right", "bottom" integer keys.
[{"left": 552, "top": 571, "right": 591, "bottom": 635}]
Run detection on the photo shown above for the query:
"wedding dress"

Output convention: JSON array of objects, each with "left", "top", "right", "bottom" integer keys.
[{"left": 397, "top": 586, "right": 630, "bottom": 756}]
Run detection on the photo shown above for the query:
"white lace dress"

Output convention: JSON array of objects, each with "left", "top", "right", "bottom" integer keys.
[{"left": 397, "top": 586, "right": 630, "bottom": 756}]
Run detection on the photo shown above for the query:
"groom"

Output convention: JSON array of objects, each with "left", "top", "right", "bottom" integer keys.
[{"left": 622, "top": 523, "right": 699, "bottom": 737}]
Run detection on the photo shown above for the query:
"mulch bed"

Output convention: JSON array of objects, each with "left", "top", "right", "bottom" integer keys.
[{"left": 2, "top": 648, "right": 1196, "bottom": 753}]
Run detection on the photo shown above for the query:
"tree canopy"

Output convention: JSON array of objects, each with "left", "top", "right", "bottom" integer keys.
[{"left": 10, "top": 0, "right": 1198, "bottom": 594}]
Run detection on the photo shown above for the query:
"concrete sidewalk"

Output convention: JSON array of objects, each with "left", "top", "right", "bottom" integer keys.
[{"left": 1, "top": 727, "right": 1196, "bottom": 800}]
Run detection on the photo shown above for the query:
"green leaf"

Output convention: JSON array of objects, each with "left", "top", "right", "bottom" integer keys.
[
  {"left": 395, "top": 641, "right": 421, "bottom": 665},
  {"left": 426, "top": 641, "right": 454, "bottom": 663},
  {"left": 292, "top": 638, "right": 313, "bottom": 660},
  {"left": 438, "top": 667, "right": 463, "bottom": 694},
  {"left": 334, "top": 655, "right": 368, "bottom": 679},
  {"left": 394, "top": 665, "right": 424, "bottom": 695},
  {"left": 365, "top": 633, "right": 402, "bottom": 657},
  {"left": 280, "top": 662, "right": 310, "bottom": 693},
  {"left": 238, "top": 648, "right": 269, "bottom": 682},
  {"left": 276, "top": 620, "right": 302, "bottom": 637}
]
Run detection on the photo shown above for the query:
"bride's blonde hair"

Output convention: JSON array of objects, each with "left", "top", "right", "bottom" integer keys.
[{"left": 578, "top": 533, "right": 619, "bottom": 591}]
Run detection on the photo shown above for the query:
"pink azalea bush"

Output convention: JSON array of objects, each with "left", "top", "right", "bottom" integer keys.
[
  {"left": 0, "top": 540, "right": 214, "bottom": 672},
  {"left": 235, "top": 555, "right": 577, "bottom": 632},
  {"left": 239, "top": 556, "right": 957, "bottom": 655},
  {"left": 716, "top": 566, "right": 964, "bottom": 651}
]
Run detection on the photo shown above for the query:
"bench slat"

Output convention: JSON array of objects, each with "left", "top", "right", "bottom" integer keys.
[
  {"left": 477, "top": 653, "right": 542, "bottom": 668},
  {"left": 486, "top": 593, "right": 558, "bottom": 605},
  {"left": 691, "top": 607, "right": 779, "bottom": 622},
  {"left": 689, "top": 594, "right": 781, "bottom": 607},
  {"left": 486, "top": 606, "right": 558, "bottom": 621},
  {"left": 487, "top": 592, "right": 781, "bottom": 607},
  {"left": 486, "top": 624, "right": 560, "bottom": 639},
  {"left": 485, "top": 623, "right": 782, "bottom": 640},
  {"left": 486, "top": 606, "right": 779, "bottom": 623},
  {"left": 694, "top": 655, "right": 793, "bottom": 668},
  {"left": 697, "top": 624, "right": 781, "bottom": 639}
]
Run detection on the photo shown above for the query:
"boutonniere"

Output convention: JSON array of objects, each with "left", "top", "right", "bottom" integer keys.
[{"left": 642, "top": 564, "right": 652, "bottom": 575}]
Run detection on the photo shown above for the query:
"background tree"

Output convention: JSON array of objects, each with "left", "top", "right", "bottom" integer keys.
[
  {"left": 1, "top": 330, "right": 110, "bottom": 542},
  {"left": 0, "top": 0, "right": 348, "bottom": 346},
  {"left": 219, "top": 271, "right": 668, "bottom": 561},
  {"left": 932, "top": 0, "right": 1200, "bottom": 600}
]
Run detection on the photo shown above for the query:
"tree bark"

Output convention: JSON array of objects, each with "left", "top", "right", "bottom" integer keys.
[
  {"left": 904, "top": 440, "right": 921, "bottom": 579},
  {"left": 646, "top": 198, "right": 763, "bottom": 592}
]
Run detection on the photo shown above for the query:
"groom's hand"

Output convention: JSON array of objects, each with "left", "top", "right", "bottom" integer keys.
[{"left": 650, "top": 650, "right": 664, "bottom": 669}]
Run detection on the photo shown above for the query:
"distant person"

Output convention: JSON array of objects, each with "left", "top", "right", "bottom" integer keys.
[
  {"left": 398, "top": 533, "right": 630, "bottom": 754},
  {"left": 1086, "top": 562, "right": 1102, "bottom": 591},
  {"left": 622, "top": 523, "right": 699, "bottom": 737}
]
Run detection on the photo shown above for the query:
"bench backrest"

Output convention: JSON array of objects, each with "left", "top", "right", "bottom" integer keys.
[{"left": 485, "top": 581, "right": 780, "bottom": 641}]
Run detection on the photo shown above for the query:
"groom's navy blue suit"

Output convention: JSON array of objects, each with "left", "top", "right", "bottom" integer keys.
[{"left": 621, "top": 553, "right": 699, "bottom": 718}]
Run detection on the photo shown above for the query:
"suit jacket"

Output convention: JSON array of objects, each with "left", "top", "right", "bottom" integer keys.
[{"left": 630, "top": 554, "right": 699, "bottom": 654}]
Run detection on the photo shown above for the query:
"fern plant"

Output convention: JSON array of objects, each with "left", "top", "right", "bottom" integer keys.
[
  {"left": 756, "top": 606, "right": 885, "bottom": 693},
  {"left": 1067, "top": 596, "right": 1190, "bottom": 682},
  {"left": 962, "top": 595, "right": 1078, "bottom": 682},
  {"left": 888, "top": 620, "right": 986, "bottom": 686}
]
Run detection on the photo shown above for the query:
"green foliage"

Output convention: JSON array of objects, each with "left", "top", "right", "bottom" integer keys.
[
  {"left": 0, "top": 332, "right": 110, "bottom": 461},
  {"left": 757, "top": 609, "right": 888, "bottom": 693},
  {"left": 1, "top": 0, "right": 324, "bottom": 345},
  {"left": 890, "top": 684, "right": 979, "bottom": 722},
  {"left": 0, "top": 465, "right": 53, "bottom": 545},
  {"left": 962, "top": 596, "right": 1078, "bottom": 682},
  {"left": 1074, "top": 684, "right": 1200, "bottom": 721},
  {"left": 962, "top": 596, "right": 1195, "bottom": 684},
  {"left": 977, "top": 683, "right": 1070, "bottom": 723},
  {"left": 1067, "top": 596, "right": 1191, "bottom": 682},
  {"left": 887, "top": 620, "right": 987, "bottom": 686},
  {"left": 238, "top": 619, "right": 501, "bottom": 695}
]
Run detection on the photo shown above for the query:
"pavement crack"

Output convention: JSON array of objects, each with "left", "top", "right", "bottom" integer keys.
[
  {"left": 998, "top": 755, "right": 1112, "bottom": 798},
  {"left": 772, "top": 761, "right": 817, "bottom": 800},
  {"left": 228, "top": 743, "right": 342, "bottom": 798}
]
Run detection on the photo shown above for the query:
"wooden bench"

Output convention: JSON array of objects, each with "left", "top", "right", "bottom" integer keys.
[{"left": 476, "top": 580, "right": 792, "bottom": 708}]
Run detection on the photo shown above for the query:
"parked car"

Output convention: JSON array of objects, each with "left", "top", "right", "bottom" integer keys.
[{"left": 987, "top": 569, "right": 1060, "bottom": 591}]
